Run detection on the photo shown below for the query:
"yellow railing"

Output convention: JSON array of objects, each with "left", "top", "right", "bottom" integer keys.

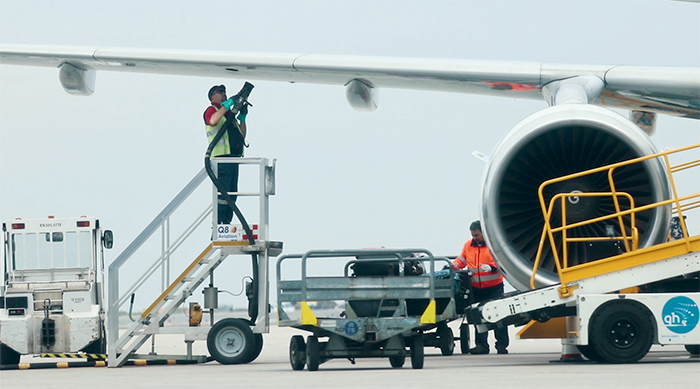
[{"left": 530, "top": 143, "right": 700, "bottom": 289}]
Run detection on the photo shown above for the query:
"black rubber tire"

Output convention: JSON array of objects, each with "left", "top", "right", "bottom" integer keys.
[
  {"left": 389, "top": 355, "right": 406, "bottom": 368},
  {"left": 437, "top": 323, "right": 455, "bottom": 356},
  {"left": 243, "top": 333, "right": 264, "bottom": 363},
  {"left": 207, "top": 318, "right": 255, "bottom": 365},
  {"left": 685, "top": 344, "right": 700, "bottom": 355},
  {"left": 577, "top": 344, "right": 602, "bottom": 362},
  {"left": 0, "top": 343, "right": 21, "bottom": 365},
  {"left": 410, "top": 334, "right": 424, "bottom": 369},
  {"left": 306, "top": 335, "right": 320, "bottom": 371},
  {"left": 289, "top": 335, "right": 306, "bottom": 371},
  {"left": 588, "top": 300, "right": 654, "bottom": 363},
  {"left": 460, "top": 323, "right": 470, "bottom": 354}
]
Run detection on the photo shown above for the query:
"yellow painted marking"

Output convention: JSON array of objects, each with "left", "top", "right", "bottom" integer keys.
[
  {"left": 94, "top": 361, "right": 106, "bottom": 367},
  {"left": 57, "top": 362, "right": 69, "bottom": 368},
  {"left": 142, "top": 243, "right": 214, "bottom": 318},
  {"left": 300, "top": 302, "right": 318, "bottom": 326},
  {"left": 167, "top": 359, "right": 176, "bottom": 365},
  {"left": 420, "top": 300, "right": 436, "bottom": 324},
  {"left": 134, "top": 360, "right": 147, "bottom": 366},
  {"left": 214, "top": 241, "right": 252, "bottom": 246},
  {"left": 18, "top": 363, "right": 31, "bottom": 370}
]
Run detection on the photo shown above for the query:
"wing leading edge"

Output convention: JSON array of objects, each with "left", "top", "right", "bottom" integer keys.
[{"left": 1, "top": 44, "right": 698, "bottom": 118}]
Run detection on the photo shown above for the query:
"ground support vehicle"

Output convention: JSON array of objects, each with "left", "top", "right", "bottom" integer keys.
[
  {"left": 0, "top": 216, "right": 113, "bottom": 365},
  {"left": 466, "top": 144, "right": 700, "bottom": 363},
  {"left": 276, "top": 249, "right": 459, "bottom": 371}
]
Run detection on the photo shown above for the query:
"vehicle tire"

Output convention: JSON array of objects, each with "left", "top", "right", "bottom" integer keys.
[
  {"left": 207, "top": 318, "right": 255, "bottom": 364},
  {"left": 0, "top": 343, "right": 21, "bottom": 365},
  {"left": 389, "top": 355, "right": 406, "bottom": 368},
  {"left": 306, "top": 335, "right": 320, "bottom": 371},
  {"left": 685, "top": 345, "right": 700, "bottom": 355},
  {"left": 410, "top": 334, "right": 424, "bottom": 369},
  {"left": 588, "top": 300, "right": 654, "bottom": 363},
  {"left": 289, "top": 335, "right": 306, "bottom": 371},
  {"left": 577, "top": 344, "right": 602, "bottom": 362},
  {"left": 437, "top": 323, "right": 455, "bottom": 356},
  {"left": 460, "top": 323, "right": 470, "bottom": 354},
  {"left": 243, "top": 333, "right": 264, "bottom": 363}
]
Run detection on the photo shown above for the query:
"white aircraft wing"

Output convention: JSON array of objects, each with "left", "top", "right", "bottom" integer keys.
[{"left": 1, "top": 44, "right": 698, "bottom": 118}]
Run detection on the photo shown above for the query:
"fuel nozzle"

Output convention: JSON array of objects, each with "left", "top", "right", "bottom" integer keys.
[{"left": 231, "top": 81, "right": 254, "bottom": 114}]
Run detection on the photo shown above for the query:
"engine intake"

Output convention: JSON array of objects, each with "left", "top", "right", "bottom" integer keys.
[{"left": 482, "top": 104, "right": 671, "bottom": 291}]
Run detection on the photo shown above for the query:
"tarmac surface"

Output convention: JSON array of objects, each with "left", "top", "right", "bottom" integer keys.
[{"left": 2, "top": 321, "right": 698, "bottom": 389}]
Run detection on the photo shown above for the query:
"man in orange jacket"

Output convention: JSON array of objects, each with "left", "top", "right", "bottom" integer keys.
[{"left": 452, "top": 220, "right": 509, "bottom": 354}]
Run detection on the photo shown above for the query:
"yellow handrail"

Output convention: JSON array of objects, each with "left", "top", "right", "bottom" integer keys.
[{"left": 529, "top": 143, "right": 700, "bottom": 290}]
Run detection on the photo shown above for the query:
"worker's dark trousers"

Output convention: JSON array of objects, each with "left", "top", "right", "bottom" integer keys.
[
  {"left": 216, "top": 162, "right": 239, "bottom": 224},
  {"left": 472, "top": 283, "right": 509, "bottom": 351}
]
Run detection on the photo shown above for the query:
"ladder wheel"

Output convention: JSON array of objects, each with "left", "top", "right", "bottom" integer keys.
[
  {"left": 306, "top": 335, "right": 320, "bottom": 371},
  {"left": 410, "top": 334, "right": 424, "bottom": 369},
  {"left": 588, "top": 300, "right": 653, "bottom": 363},
  {"left": 207, "top": 318, "right": 255, "bottom": 364},
  {"left": 243, "top": 333, "right": 264, "bottom": 363},
  {"left": 460, "top": 323, "right": 471, "bottom": 354},
  {"left": 289, "top": 335, "right": 306, "bottom": 371},
  {"left": 437, "top": 323, "right": 455, "bottom": 356}
]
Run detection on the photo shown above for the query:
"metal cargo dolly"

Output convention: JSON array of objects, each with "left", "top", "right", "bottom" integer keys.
[{"left": 276, "top": 248, "right": 459, "bottom": 371}]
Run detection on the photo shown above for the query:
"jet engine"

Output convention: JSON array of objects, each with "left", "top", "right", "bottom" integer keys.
[{"left": 482, "top": 104, "right": 671, "bottom": 291}]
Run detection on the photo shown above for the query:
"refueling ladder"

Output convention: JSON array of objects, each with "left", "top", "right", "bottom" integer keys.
[{"left": 107, "top": 157, "right": 279, "bottom": 367}]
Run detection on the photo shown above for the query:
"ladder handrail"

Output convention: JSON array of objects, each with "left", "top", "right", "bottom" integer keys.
[{"left": 531, "top": 143, "right": 700, "bottom": 289}]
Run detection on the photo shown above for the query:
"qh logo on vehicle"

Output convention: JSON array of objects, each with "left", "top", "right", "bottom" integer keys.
[{"left": 662, "top": 296, "right": 699, "bottom": 334}]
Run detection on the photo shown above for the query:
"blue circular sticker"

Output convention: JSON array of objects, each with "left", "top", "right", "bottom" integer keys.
[
  {"left": 662, "top": 296, "right": 699, "bottom": 334},
  {"left": 344, "top": 321, "right": 359, "bottom": 336}
]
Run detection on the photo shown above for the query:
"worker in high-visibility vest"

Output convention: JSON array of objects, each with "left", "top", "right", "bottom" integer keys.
[
  {"left": 452, "top": 220, "right": 509, "bottom": 355},
  {"left": 203, "top": 84, "right": 248, "bottom": 224}
]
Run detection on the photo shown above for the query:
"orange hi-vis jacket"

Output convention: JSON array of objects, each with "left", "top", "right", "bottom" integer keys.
[{"left": 452, "top": 239, "right": 504, "bottom": 289}]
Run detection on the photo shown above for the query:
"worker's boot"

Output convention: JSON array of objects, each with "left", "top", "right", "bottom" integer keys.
[{"left": 469, "top": 344, "right": 489, "bottom": 354}]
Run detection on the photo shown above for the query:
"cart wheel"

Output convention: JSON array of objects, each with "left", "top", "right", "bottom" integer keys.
[
  {"left": 410, "top": 334, "right": 424, "bottom": 369},
  {"left": 389, "top": 355, "right": 406, "bottom": 368},
  {"left": 244, "top": 333, "right": 264, "bottom": 363},
  {"left": 306, "top": 335, "right": 320, "bottom": 371},
  {"left": 588, "top": 300, "right": 654, "bottom": 363},
  {"left": 207, "top": 318, "right": 255, "bottom": 364},
  {"left": 289, "top": 335, "right": 306, "bottom": 371},
  {"left": 460, "top": 323, "right": 470, "bottom": 354},
  {"left": 437, "top": 323, "right": 455, "bottom": 356}
]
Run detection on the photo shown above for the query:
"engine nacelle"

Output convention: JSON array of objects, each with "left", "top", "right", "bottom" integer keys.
[{"left": 481, "top": 104, "right": 671, "bottom": 291}]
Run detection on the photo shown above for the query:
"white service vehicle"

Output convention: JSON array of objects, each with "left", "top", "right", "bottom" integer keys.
[{"left": 0, "top": 216, "right": 113, "bottom": 365}]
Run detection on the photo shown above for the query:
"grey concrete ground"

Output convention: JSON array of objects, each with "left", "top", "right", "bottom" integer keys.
[{"left": 2, "top": 321, "right": 698, "bottom": 389}]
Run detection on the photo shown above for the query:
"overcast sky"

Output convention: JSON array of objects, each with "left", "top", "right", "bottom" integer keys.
[{"left": 1, "top": 0, "right": 699, "bottom": 310}]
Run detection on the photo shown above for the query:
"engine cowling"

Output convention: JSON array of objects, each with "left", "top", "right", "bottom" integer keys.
[{"left": 481, "top": 104, "right": 671, "bottom": 291}]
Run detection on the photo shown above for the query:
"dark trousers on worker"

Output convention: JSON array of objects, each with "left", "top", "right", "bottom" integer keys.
[
  {"left": 472, "top": 283, "right": 509, "bottom": 351},
  {"left": 216, "top": 162, "right": 239, "bottom": 224}
]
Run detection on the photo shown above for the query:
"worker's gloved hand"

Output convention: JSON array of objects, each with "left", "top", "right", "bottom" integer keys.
[
  {"left": 238, "top": 103, "right": 248, "bottom": 123},
  {"left": 480, "top": 264, "right": 493, "bottom": 272},
  {"left": 221, "top": 98, "right": 235, "bottom": 111}
]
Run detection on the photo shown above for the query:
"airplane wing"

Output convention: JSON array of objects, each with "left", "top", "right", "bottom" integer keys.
[{"left": 1, "top": 44, "right": 698, "bottom": 118}]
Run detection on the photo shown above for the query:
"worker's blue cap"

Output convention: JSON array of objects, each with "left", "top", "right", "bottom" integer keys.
[{"left": 208, "top": 85, "right": 226, "bottom": 100}]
